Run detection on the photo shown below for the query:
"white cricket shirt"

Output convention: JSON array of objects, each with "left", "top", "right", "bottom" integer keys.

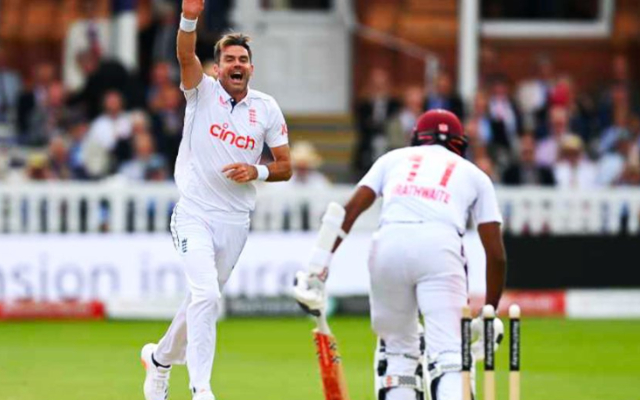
[
  {"left": 175, "top": 75, "right": 288, "bottom": 221},
  {"left": 358, "top": 145, "right": 502, "bottom": 233}
]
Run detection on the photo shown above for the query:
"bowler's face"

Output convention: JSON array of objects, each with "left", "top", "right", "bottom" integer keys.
[{"left": 217, "top": 45, "right": 253, "bottom": 96}]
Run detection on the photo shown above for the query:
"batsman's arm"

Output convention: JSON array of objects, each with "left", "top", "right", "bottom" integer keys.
[
  {"left": 178, "top": 0, "right": 205, "bottom": 90},
  {"left": 477, "top": 222, "right": 507, "bottom": 309},
  {"left": 332, "top": 186, "right": 377, "bottom": 252}
]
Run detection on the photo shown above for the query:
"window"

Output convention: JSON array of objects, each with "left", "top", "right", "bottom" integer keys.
[
  {"left": 481, "top": 0, "right": 614, "bottom": 38},
  {"left": 262, "top": 0, "right": 332, "bottom": 11},
  {"left": 482, "top": 0, "right": 600, "bottom": 21}
]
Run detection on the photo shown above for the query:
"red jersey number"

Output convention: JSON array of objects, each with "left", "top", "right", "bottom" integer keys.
[{"left": 439, "top": 161, "right": 457, "bottom": 187}]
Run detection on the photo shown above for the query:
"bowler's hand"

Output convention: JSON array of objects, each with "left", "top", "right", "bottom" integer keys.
[
  {"left": 222, "top": 163, "right": 258, "bottom": 183},
  {"left": 182, "top": 0, "right": 204, "bottom": 19}
]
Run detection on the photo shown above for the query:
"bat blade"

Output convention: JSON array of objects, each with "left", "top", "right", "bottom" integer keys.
[{"left": 314, "top": 330, "right": 350, "bottom": 400}]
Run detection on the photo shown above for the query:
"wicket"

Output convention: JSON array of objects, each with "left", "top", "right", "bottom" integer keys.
[{"left": 461, "top": 303, "right": 521, "bottom": 400}]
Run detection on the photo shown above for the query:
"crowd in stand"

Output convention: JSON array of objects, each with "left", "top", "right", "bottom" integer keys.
[
  {"left": 1, "top": 1, "right": 639, "bottom": 189},
  {"left": 0, "top": 0, "right": 232, "bottom": 184},
  {"left": 354, "top": 56, "right": 640, "bottom": 188}
]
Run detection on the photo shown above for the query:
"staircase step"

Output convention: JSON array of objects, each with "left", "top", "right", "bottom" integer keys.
[{"left": 282, "top": 114, "right": 357, "bottom": 183}]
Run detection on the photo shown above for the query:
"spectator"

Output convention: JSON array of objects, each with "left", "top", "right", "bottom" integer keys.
[
  {"left": 67, "top": 119, "right": 90, "bottom": 179},
  {"left": 354, "top": 68, "right": 400, "bottom": 175},
  {"left": 0, "top": 44, "right": 22, "bottom": 140},
  {"left": 113, "top": 110, "right": 153, "bottom": 164},
  {"left": 487, "top": 75, "right": 522, "bottom": 161},
  {"left": 24, "top": 81, "right": 73, "bottom": 146},
  {"left": 536, "top": 106, "right": 572, "bottom": 167},
  {"left": 468, "top": 90, "right": 494, "bottom": 145},
  {"left": 598, "top": 131, "right": 632, "bottom": 186},
  {"left": 150, "top": 85, "right": 183, "bottom": 174},
  {"left": 196, "top": 0, "right": 234, "bottom": 59},
  {"left": 598, "top": 83, "right": 631, "bottom": 132},
  {"left": 203, "top": 60, "right": 218, "bottom": 79},
  {"left": 385, "top": 86, "right": 424, "bottom": 150},
  {"left": 278, "top": 141, "right": 331, "bottom": 231},
  {"left": 87, "top": 91, "right": 132, "bottom": 152},
  {"left": 82, "top": 91, "right": 132, "bottom": 178},
  {"left": 151, "top": 2, "right": 179, "bottom": 65},
  {"left": 424, "top": 71, "right": 464, "bottom": 119},
  {"left": 599, "top": 106, "right": 630, "bottom": 154},
  {"left": 145, "top": 155, "right": 170, "bottom": 181},
  {"left": 517, "top": 55, "right": 555, "bottom": 132},
  {"left": 63, "top": 0, "right": 112, "bottom": 92},
  {"left": 287, "top": 141, "right": 331, "bottom": 189},
  {"left": 17, "top": 62, "right": 57, "bottom": 145},
  {"left": 25, "top": 153, "right": 52, "bottom": 181},
  {"left": 554, "top": 134, "right": 598, "bottom": 189},
  {"left": 599, "top": 55, "right": 639, "bottom": 123},
  {"left": 546, "top": 76, "right": 596, "bottom": 143},
  {"left": 47, "top": 136, "right": 73, "bottom": 180},
  {"left": 502, "top": 135, "right": 555, "bottom": 186},
  {"left": 464, "top": 119, "right": 489, "bottom": 164},
  {"left": 475, "top": 155, "right": 499, "bottom": 183},
  {"left": 119, "top": 132, "right": 164, "bottom": 181},
  {"left": 70, "top": 51, "right": 144, "bottom": 119},
  {"left": 628, "top": 114, "right": 640, "bottom": 166},
  {"left": 147, "top": 61, "right": 176, "bottom": 108},
  {"left": 619, "top": 161, "right": 640, "bottom": 186}
]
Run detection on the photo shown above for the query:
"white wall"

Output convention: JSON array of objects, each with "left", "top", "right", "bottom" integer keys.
[{"left": 232, "top": 4, "right": 351, "bottom": 114}]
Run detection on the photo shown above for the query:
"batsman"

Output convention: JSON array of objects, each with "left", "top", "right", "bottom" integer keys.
[{"left": 294, "top": 110, "right": 508, "bottom": 400}]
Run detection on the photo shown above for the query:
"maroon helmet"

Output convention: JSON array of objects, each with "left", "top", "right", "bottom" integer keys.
[{"left": 411, "top": 109, "right": 468, "bottom": 156}]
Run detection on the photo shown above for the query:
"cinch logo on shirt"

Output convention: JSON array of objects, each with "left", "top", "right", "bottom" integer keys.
[{"left": 210, "top": 123, "right": 256, "bottom": 150}]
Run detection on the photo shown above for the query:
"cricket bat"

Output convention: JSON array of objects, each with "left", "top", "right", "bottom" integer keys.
[{"left": 312, "top": 313, "right": 350, "bottom": 400}]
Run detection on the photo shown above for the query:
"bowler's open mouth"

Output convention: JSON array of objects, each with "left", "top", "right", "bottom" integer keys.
[{"left": 230, "top": 72, "right": 243, "bottom": 82}]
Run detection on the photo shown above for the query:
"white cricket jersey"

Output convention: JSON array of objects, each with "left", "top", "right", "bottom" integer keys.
[
  {"left": 175, "top": 75, "right": 289, "bottom": 221},
  {"left": 358, "top": 145, "right": 502, "bottom": 233}
]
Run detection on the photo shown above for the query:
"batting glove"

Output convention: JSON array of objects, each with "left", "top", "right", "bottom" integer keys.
[
  {"left": 470, "top": 315, "right": 504, "bottom": 361},
  {"left": 293, "top": 268, "right": 328, "bottom": 317}
]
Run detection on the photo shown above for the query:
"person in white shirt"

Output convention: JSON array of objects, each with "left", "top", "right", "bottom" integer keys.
[
  {"left": 554, "top": 134, "right": 598, "bottom": 189},
  {"left": 86, "top": 90, "right": 132, "bottom": 151},
  {"left": 140, "top": 1, "right": 292, "bottom": 400},
  {"left": 295, "top": 109, "right": 507, "bottom": 400},
  {"left": 63, "top": 1, "right": 111, "bottom": 92}
]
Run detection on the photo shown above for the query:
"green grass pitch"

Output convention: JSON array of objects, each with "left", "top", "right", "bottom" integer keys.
[{"left": 1, "top": 317, "right": 639, "bottom": 400}]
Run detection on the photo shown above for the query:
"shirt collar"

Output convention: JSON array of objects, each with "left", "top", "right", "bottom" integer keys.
[{"left": 215, "top": 80, "right": 252, "bottom": 108}]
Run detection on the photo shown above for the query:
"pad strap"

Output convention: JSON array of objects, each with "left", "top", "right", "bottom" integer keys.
[
  {"left": 427, "top": 361, "right": 461, "bottom": 381},
  {"left": 378, "top": 375, "right": 424, "bottom": 392}
]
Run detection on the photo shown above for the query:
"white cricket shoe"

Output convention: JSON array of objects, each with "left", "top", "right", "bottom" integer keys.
[
  {"left": 192, "top": 390, "right": 215, "bottom": 400},
  {"left": 141, "top": 343, "right": 171, "bottom": 400}
]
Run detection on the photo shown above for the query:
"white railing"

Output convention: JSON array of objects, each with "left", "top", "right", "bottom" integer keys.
[{"left": 0, "top": 181, "right": 639, "bottom": 235}]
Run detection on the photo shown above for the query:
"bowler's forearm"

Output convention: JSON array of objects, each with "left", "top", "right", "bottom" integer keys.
[
  {"left": 177, "top": 29, "right": 198, "bottom": 66},
  {"left": 265, "top": 161, "right": 292, "bottom": 182}
]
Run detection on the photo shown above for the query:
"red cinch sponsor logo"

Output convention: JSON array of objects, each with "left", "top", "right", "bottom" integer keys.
[
  {"left": 393, "top": 183, "right": 450, "bottom": 203},
  {"left": 210, "top": 123, "right": 256, "bottom": 150}
]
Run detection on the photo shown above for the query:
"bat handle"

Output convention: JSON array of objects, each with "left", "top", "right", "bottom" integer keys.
[{"left": 315, "top": 313, "right": 332, "bottom": 335}]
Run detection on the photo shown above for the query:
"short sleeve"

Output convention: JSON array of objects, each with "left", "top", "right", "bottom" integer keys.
[
  {"left": 265, "top": 98, "right": 289, "bottom": 148},
  {"left": 181, "top": 74, "right": 216, "bottom": 103},
  {"left": 472, "top": 172, "right": 503, "bottom": 225},
  {"left": 357, "top": 154, "right": 391, "bottom": 196}
]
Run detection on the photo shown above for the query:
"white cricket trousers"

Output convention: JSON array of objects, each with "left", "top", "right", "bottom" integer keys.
[
  {"left": 154, "top": 203, "right": 250, "bottom": 394},
  {"left": 369, "top": 223, "right": 468, "bottom": 400}
]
